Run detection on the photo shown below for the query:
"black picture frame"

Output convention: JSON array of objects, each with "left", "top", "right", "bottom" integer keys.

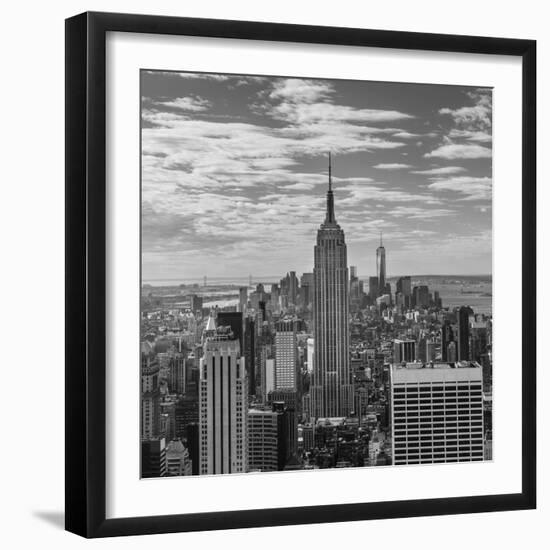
[{"left": 65, "top": 11, "right": 536, "bottom": 538}]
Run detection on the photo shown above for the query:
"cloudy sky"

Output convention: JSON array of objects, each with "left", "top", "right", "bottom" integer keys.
[{"left": 141, "top": 71, "right": 492, "bottom": 281}]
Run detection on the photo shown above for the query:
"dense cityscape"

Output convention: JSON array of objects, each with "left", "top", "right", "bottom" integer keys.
[{"left": 140, "top": 156, "right": 493, "bottom": 478}]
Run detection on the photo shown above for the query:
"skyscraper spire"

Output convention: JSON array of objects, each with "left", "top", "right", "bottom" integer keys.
[
  {"left": 328, "top": 151, "right": 332, "bottom": 191},
  {"left": 325, "top": 153, "right": 336, "bottom": 224},
  {"left": 380, "top": 231, "right": 383, "bottom": 247}
]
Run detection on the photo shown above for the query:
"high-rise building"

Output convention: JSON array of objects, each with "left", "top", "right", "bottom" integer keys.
[
  {"left": 263, "top": 358, "right": 275, "bottom": 397},
  {"left": 368, "top": 276, "right": 379, "bottom": 302},
  {"left": 376, "top": 233, "right": 386, "bottom": 294},
  {"left": 168, "top": 352, "right": 186, "bottom": 395},
  {"left": 141, "top": 437, "right": 167, "bottom": 477},
  {"left": 393, "top": 339, "right": 417, "bottom": 363},
  {"left": 306, "top": 338, "right": 314, "bottom": 373},
  {"left": 190, "top": 294, "right": 203, "bottom": 315},
  {"left": 311, "top": 154, "right": 353, "bottom": 418},
  {"left": 244, "top": 317, "right": 255, "bottom": 396},
  {"left": 165, "top": 439, "right": 193, "bottom": 476},
  {"left": 288, "top": 271, "right": 298, "bottom": 305},
  {"left": 390, "top": 362, "right": 484, "bottom": 465},
  {"left": 270, "top": 283, "right": 280, "bottom": 313},
  {"left": 396, "top": 276, "right": 412, "bottom": 308},
  {"left": 413, "top": 285, "right": 430, "bottom": 308},
  {"left": 275, "top": 319, "right": 298, "bottom": 391},
  {"left": 300, "top": 273, "right": 313, "bottom": 310},
  {"left": 458, "top": 306, "right": 473, "bottom": 361},
  {"left": 447, "top": 341, "right": 457, "bottom": 362},
  {"left": 441, "top": 321, "right": 454, "bottom": 361},
  {"left": 199, "top": 315, "right": 248, "bottom": 475},
  {"left": 238, "top": 287, "right": 248, "bottom": 313},
  {"left": 248, "top": 409, "right": 279, "bottom": 472},
  {"left": 271, "top": 400, "right": 298, "bottom": 468},
  {"left": 141, "top": 353, "right": 160, "bottom": 439},
  {"left": 217, "top": 311, "right": 244, "bottom": 353}
]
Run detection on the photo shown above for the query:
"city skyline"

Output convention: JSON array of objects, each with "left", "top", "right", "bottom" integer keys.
[{"left": 141, "top": 71, "right": 492, "bottom": 280}]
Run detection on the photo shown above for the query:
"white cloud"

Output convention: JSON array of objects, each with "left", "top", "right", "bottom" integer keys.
[
  {"left": 373, "top": 163, "right": 413, "bottom": 170},
  {"left": 427, "top": 176, "right": 492, "bottom": 201},
  {"left": 411, "top": 166, "right": 467, "bottom": 175},
  {"left": 439, "top": 89, "right": 492, "bottom": 131},
  {"left": 269, "top": 79, "right": 333, "bottom": 103},
  {"left": 155, "top": 96, "right": 211, "bottom": 112},
  {"left": 386, "top": 206, "right": 456, "bottom": 219},
  {"left": 424, "top": 143, "right": 492, "bottom": 159},
  {"left": 449, "top": 129, "right": 492, "bottom": 143}
]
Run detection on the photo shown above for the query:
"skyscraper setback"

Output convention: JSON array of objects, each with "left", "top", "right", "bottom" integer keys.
[{"left": 311, "top": 155, "right": 353, "bottom": 418}]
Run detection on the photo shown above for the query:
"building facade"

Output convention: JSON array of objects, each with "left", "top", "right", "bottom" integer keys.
[
  {"left": 390, "top": 362, "right": 484, "bottom": 465},
  {"left": 274, "top": 319, "right": 298, "bottom": 390},
  {"left": 248, "top": 409, "right": 279, "bottom": 472},
  {"left": 199, "top": 316, "right": 248, "bottom": 475}
]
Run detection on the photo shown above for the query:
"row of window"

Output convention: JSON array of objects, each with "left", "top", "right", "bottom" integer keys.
[
  {"left": 395, "top": 426, "right": 483, "bottom": 440},
  {"left": 395, "top": 442, "right": 484, "bottom": 450},
  {"left": 394, "top": 456, "right": 485, "bottom": 465}
]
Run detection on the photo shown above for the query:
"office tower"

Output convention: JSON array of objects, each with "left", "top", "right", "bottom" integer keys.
[
  {"left": 306, "top": 338, "right": 314, "bottom": 373},
  {"left": 395, "top": 291, "right": 405, "bottom": 312},
  {"left": 263, "top": 358, "right": 275, "bottom": 398},
  {"left": 470, "top": 321, "right": 488, "bottom": 363},
  {"left": 168, "top": 352, "right": 186, "bottom": 395},
  {"left": 141, "top": 437, "right": 167, "bottom": 477},
  {"left": 248, "top": 409, "right": 279, "bottom": 472},
  {"left": 394, "top": 339, "right": 417, "bottom": 363},
  {"left": 190, "top": 294, "right": 203, "bottom": 315},
  {"left": 272, "top": 400, "right": 298, "bottom": 468},
  {"left": 238, "top": 287, "right": 248, "bottom": 313},
  {"left": 413, "top": 285, "right": 430, "bottom": 308},
  {"left": 288, "top": 271, "right": 298, "bottom": 305},
  {"left": 390, "top": 362, "right": 484, "bottom": 465},
  {"left": 349, "top": 266, "right": 361, "bottom": 309},
  {"left": 311, "top": 154, "right": 353, "bottom": 418},
  {"left": 433, "top": 290, "right": 442, "bottom": 308},
  {"left": 274, "top": 319, "right": 298, "bottom": 390},
  {"left": 368, "top": 276, "right": 379, "bottom": 302},
  {"left": 175, "top": 394, "right": 198, "bottom": 438},
  {"left": 141, "top": 353, "right": 160, "bottom": 439},
  {"left": 217, "top": 311, "right": 244, "bottom": 353},
  {"left": 396, "top": 276, "right": 412, "bottom": 308},
  {"left": 244, "top": 317, "right": 256, "bottom": 395},
  {"left": 165, "top": 439, "right": 193, "bottom": 476},
  {"left": 185, "top": 423, "right": 200, "bottom": 475},
  {"left": 426, "top": 339, "right": 437, "bottom": 362},
  {"left": 270, "top": 283, "right": 280, "bottom": 313},
  {"left": 199, "top": 315, "right": 248, "bottom": 475},
  {"left": 300, "top": 272, "right": 313, "bottom": 310},
  {"left": 447, "top": 341, "right": 457, "bottom": 362},
  {"left": 458, "top": 306, "right": 473, "bottom": 361},
  {"left": 441, "top": 321, "right": 454, "bottom": 361},
  {"left": 159, "top": 398, "right": 177, "bottom": 442},
  {"left": 396, "top": 276, "right": 411, "bottom": 296},
  {"left": 376, "top": 233, "right": 386, "bottom": 294}
]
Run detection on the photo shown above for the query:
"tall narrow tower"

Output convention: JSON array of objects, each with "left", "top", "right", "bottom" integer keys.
[
  {"left": 199, "top": 314, "right": 248, "bottom": 475},
  {"left": 376, "top": 232, "right": 386, "bottom": 295},
  {"left": 310, "top": 154, "right": 353, "bottom": 418}
]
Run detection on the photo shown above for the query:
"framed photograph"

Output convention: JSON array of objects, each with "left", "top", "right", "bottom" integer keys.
[{"left": 65, "top": 11, "right": 536, "bottom": 538}]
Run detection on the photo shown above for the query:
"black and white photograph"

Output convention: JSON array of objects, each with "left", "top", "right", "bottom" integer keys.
[{"left": 140, "top": 71, "right": 493, "bottom": 478}]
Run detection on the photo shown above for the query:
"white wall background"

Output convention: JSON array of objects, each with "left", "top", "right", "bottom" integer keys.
[{"left": 0, "top": 0, "right": 547, "bottom": 547}]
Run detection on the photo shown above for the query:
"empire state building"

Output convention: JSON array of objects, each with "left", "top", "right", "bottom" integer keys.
[{"left": 310, "top": 155, "right": 353, "bottom": 419}]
